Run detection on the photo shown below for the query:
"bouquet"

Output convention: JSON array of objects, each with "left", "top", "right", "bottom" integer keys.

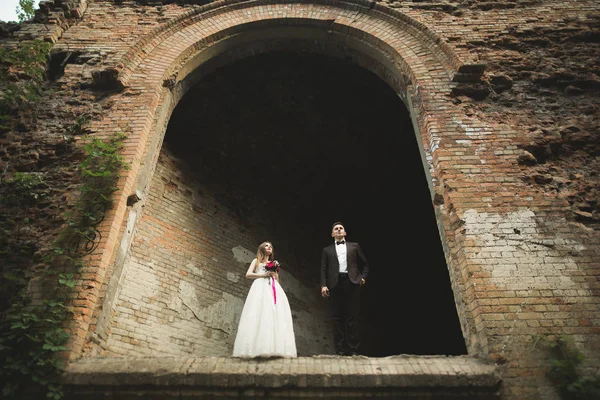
[
  {"left": 265, "top": 260, "right": 280, "bottom": 305},
  {"left": 265, "top": 260, "right": 280, "bottom": 273}
]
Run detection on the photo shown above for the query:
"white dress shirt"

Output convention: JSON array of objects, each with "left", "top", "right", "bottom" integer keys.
[{"left": 335, "top": 240, "right": 348, "bottom": 273}]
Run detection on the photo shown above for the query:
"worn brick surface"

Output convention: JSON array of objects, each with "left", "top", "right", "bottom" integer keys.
[
  {"left": 1, "top": 0, "right": 599, "bottom": 399},
  {"left": 61, "top": 355, "right": 501, "bottom": 399},
  {"left": 99, "top": 146, "right": 331, "bottom": 357}
]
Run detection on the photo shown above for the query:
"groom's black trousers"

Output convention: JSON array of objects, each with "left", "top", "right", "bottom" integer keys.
[{"left": 329, "top": 273, "right": 361, "bottom": 354}]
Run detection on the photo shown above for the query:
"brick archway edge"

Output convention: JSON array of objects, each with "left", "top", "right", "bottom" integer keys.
[
  {"left": 78, "top": 0, "right": 483, "bottom": 360},
  {"left": 112, "top": 0, "right": 477, "bottom": 89}
]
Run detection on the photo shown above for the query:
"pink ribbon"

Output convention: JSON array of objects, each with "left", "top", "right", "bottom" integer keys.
[{"left": 270, "top": 277, "right": 277, "bottom": 304}]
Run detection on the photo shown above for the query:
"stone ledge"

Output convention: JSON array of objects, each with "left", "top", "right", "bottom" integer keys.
[{"left": 62, "top": 355, "right": 501, "bottom": 398}]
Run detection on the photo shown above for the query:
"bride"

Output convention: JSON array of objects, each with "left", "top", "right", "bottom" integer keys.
[{"left": 232, "top": 241, "right": 297, "bottom": 358}]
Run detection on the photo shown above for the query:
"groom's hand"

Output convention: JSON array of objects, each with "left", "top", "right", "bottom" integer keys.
[{"left": 321, "top": 286, "right": 330, "bottom": 298}]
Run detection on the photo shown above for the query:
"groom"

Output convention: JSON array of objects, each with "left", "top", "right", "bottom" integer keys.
[{"left": 320, "top": 222, "right": 370, "bottom": 356}]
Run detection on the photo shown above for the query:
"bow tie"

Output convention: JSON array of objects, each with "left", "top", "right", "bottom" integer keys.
[{"left": 336, "top": 241, "right": 345, "bottom": 245}]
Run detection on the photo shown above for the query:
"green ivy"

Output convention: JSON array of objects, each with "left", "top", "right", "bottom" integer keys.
[
  {"left": 0, "top": 130, "right": 130, "bottom": 399},
  {"left": 0, "top": 19, "right": 131, "bottom": 400},
  {"left": 536, "top": 335, "right": 600, "bottom": 400},
  {"left": 0, "top": 39, "right": 52, "bottom": 133},
  {"left": 1, "top": 172, "right": 47, "bottom": 206},
  {"left": 56, "top": 131, "right": 130, "bottom": 250},
  {"left": 0, "top": 39, "right": 51, "bottom": 260}
]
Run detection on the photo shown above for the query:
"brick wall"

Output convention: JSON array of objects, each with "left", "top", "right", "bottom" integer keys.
[
  {"left": 100, "top": 146, "right": 331, "bottom": 356},
  {"left": 2, "top": 1, "right": 598, "bottom": 399}
]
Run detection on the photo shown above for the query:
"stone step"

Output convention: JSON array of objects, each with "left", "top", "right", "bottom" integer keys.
[{"left": 60, "top": 354, "right": 501, "bottom": 399}]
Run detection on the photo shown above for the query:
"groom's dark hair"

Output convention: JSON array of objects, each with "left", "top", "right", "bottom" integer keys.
[{"left": 331, "top": 221, "right": 344, "bottom": 230}]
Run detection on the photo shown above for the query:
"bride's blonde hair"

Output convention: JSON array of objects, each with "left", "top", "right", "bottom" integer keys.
[{"left": 257, "top": 241, "right": 275, "bottom": 265}]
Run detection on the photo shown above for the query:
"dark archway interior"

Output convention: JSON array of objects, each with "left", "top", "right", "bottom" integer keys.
[{"left": 164, "top": 51, "right": 467, "bottom": 357}]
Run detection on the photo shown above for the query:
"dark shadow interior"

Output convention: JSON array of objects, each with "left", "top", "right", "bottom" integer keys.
[{"left": 164, "top": 51, "right": 467, "bottom": 357}]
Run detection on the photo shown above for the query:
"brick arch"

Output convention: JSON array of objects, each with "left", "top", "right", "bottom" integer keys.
[
  {"left": 113, "top": 0, "right": 469, "bottom": 89},
  {"left": 84, "top": 0, "right": 483, "bottom": 359}
]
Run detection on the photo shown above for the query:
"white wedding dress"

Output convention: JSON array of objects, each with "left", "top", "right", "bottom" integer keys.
[{"left": 232, "top": 262, "right": 297, "bottom": 358}]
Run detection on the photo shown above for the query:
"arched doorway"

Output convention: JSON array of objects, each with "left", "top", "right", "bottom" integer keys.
[
  {"left": 163, "top": 50, "right": 466, "bottom": 356},
  {"left": 85, "top": 0, "right": 481, "bottom": 360}
]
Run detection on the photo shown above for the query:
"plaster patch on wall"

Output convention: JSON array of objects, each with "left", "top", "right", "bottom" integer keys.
[
  {"left": 453, "top": 117, "right": 468, "bottom": 134},
  {"left": 226, "top": 271, "right": 241, "bottom": 283},
  {"left": 186, "top": 262, "right": 203, "bottom": 277},
  {"left": 179, "top": 280, "right": 200, "bottom": 314},
  {"left": 452, "top": 117, "right": 491, "bottom": 137},
  {"left": 232, "top": 245, "right": 254, "bottom": 264},
  {"left": 167, "top": 291, "right": 183, "bottom": 312},
  {"left": 462, "top": 209, "right": 584, "bottom": 291},
  {"left": 179, "top": 280, "right": 243, "bottom": 334},
  {"left": 428, "top": 131, "right": 440, "bottom": 154},
  {"left": 475, "top": 145, "right": 488, "bottom": 164}
]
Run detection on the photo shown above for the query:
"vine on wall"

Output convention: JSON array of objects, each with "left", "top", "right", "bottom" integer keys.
[
  {"left": 1, "top": 131, "right": 129, "bottom": 399},
  {"left": 1, "top": 37, "right": 129, "bottom": 399},
  {"left": 535, "top": 335, "right": 600, "bottom": 400},
  {"left": 0, "top": 39, "right": 52, "bottom": 133}
]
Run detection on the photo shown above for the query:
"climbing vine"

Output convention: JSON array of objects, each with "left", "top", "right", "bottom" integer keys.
[
  {"left": 535, "top": 335, "right": 600, "bottom": 400},
  {"left": 1, "top": 130, "right": 129, "bottom": 399},
  {"left": 0, "top": 39, "right": 52, "bottom": 134},
  {"left": 0, "top": 40, "right": 129, "bottom": 397}
]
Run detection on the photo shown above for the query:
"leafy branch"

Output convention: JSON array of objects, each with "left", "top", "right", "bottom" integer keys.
[
  {"left": 0, "top": 131, "right": 130, "bottom": 399},
  {"left": 0, "top": 39, "right": 52, "bottom": 133},
  {"left": 17, "top": 0, "right": 36, "bottom": 23},
  {"left": 535, "top": 335, "right": 600, "bottom": 400}
]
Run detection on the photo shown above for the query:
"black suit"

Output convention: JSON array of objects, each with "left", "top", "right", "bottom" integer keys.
[{"left": 321, "top": 241, "right": 369, "bottom": 354}]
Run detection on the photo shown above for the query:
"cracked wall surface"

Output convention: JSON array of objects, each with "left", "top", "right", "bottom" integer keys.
[
  {"left": 102, "top": 147, "right": 331, "bottom": 357},
  {"left": 1, "top": 1, "right": 598, "bottom": 399}
]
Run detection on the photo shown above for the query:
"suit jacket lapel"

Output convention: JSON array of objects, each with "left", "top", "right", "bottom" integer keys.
[{"left": 329, "top": 244, "right": 340, "bottom": 269}]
